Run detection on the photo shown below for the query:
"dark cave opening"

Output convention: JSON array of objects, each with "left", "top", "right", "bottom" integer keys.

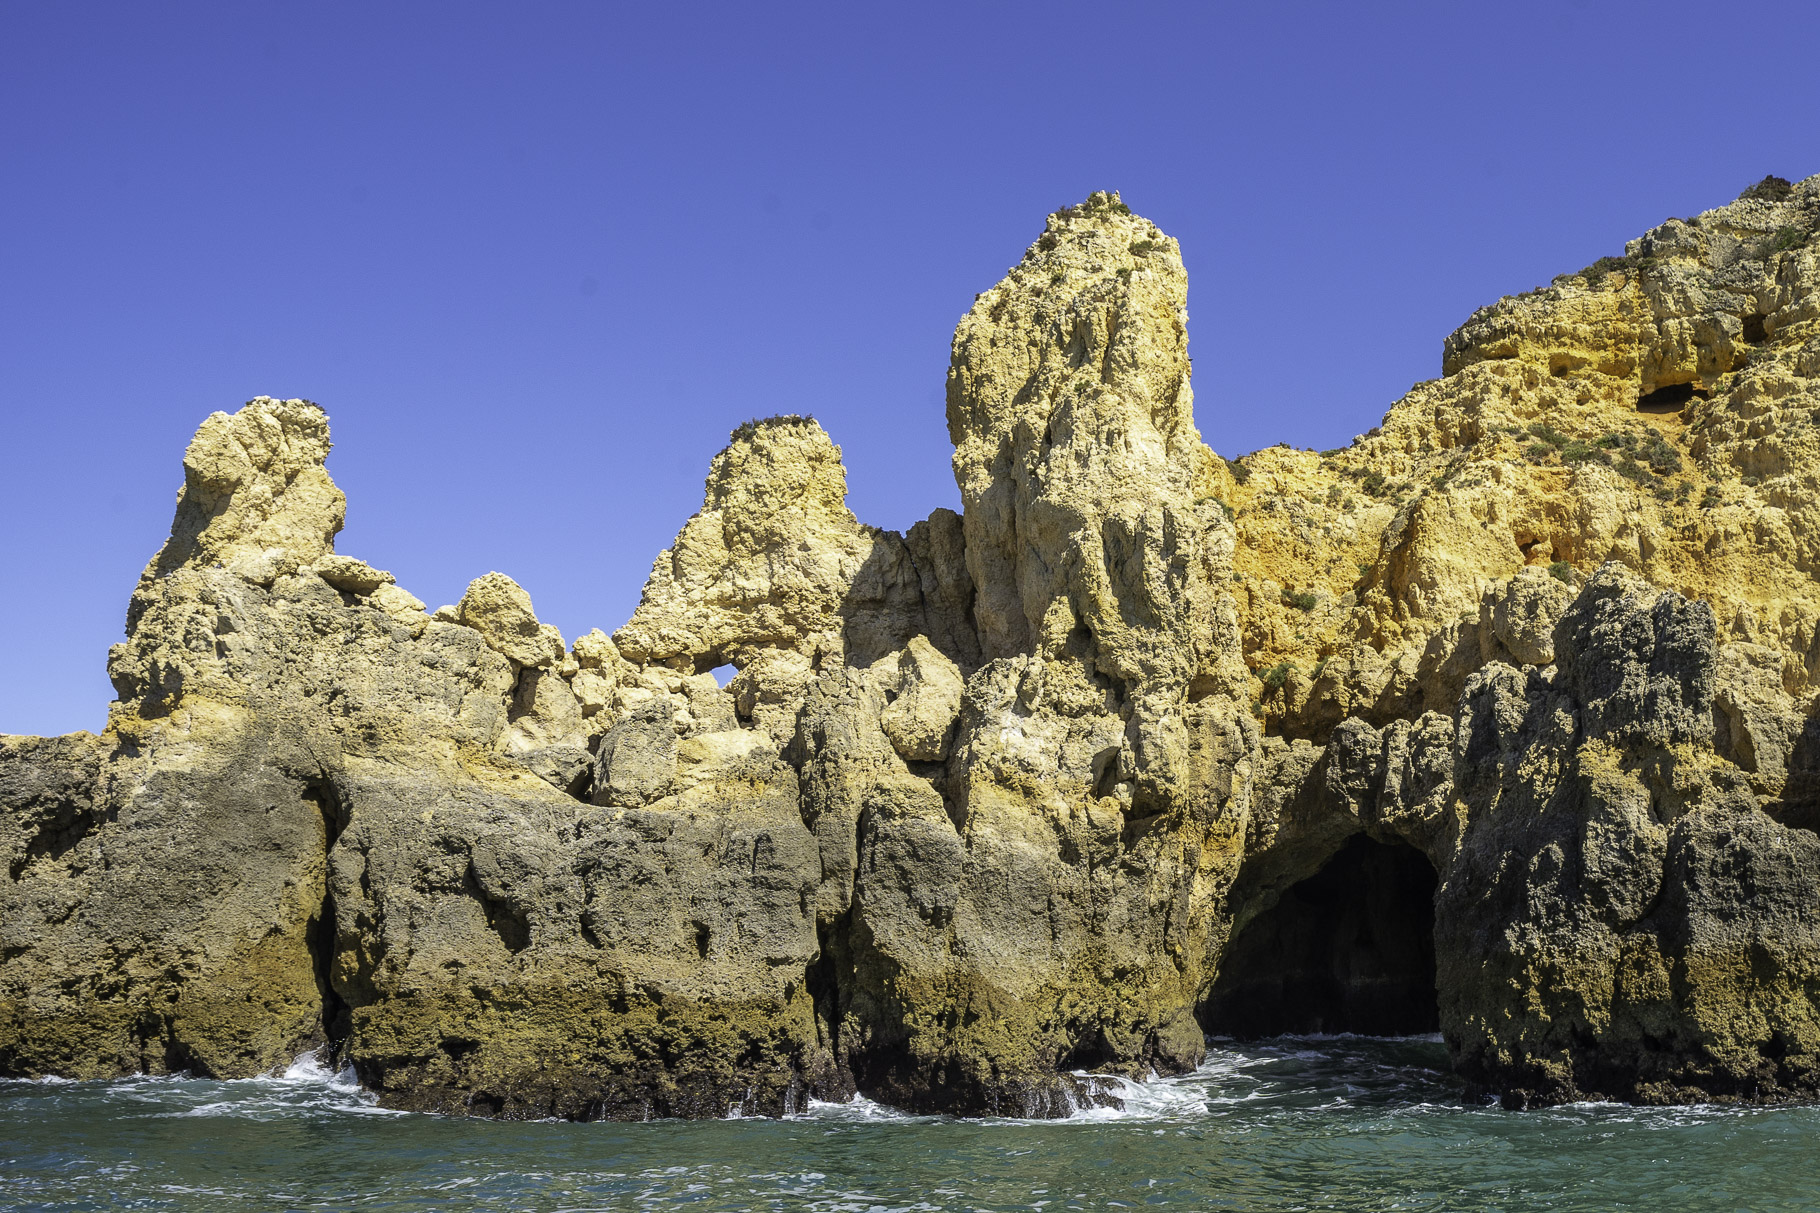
[
  {"left": 1637, "top": 382, "right": 1708, "bottom": 413},
  {"left": 1201, "top": 835, "right": 1439, "bottom": 1038}
]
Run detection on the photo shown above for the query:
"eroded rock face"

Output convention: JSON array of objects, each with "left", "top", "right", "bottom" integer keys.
[
  {"left": 806, "top": 193, "right": 1253, "bottom": 1113},
  {"left": 7, "top": 177, "right": 1820, "bottom": 1115},
  {"left": 1440, "top": 567, "right": 1820, "bottom": 1106}
]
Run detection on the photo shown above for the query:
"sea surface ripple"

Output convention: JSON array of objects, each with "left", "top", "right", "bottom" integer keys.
[{"left": 3, "top": 1036, "right": 1816, "bottom": 1211}]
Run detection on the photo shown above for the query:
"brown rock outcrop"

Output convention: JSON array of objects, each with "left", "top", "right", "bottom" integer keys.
[{"left": 6, "top": 176, "right": 1820, "bottom": 1116}]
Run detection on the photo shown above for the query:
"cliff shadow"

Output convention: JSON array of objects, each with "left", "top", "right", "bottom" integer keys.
[
  {"left": 1201, "top": 835, "right": 1439, "bottom": 1038},
  {"left": 838, "top": 521, "right": 982, "bottom": 675},
  {"left": 1766, "top": 711, "right": 1820, "bottom": 835}
]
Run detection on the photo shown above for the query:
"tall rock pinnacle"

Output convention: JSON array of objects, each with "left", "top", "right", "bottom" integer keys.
[{"left": 946, "top": 191, "right": 1240, "bottom": 814}]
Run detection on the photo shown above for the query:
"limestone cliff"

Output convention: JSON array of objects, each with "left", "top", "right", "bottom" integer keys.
[{"left": 5, "top": 177, "right": 1820, "bottom": 1115}]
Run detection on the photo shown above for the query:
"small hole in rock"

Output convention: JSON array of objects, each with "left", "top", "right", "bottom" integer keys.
[
  {"left": 708, "top": 664, "right": 737, "bottom": 688},
  {"left": 1743, "top": 313, "right": 1768, "bottom": 344},
  {"left": 1637, "top": 382, "right": 1706, "bottom": 413}
]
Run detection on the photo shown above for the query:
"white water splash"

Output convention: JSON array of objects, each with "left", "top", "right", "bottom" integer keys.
[
  {"left": 797, "top": 1093, "right": 923, "bottom": 1122},
  {"left": 1053, "top": 1070, "right": 1216, "bottom": 1123},
  {"left": 152, "top": 1050, "right": 400, "bottom": 1119},
  {"left": 278, "top": 1051, "right": 361, "bottom": 1088}
]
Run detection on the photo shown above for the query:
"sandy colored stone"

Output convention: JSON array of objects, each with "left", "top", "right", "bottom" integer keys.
[
  {"left": 569, "top": 668, "right": 612, "bottom": 717},
  {"left": 9, "top": 177, "right": 1820, "bottom": 1119},
  {"left": 948, "top": 191, "right": 1240, "bottom": 705},
  {"left": 612, "top": 416, "right": 937, "bottom": 678},
  {"left": 876, "top": 637, "right": 964, "bottom": 762},
  {"left": 137, "top": 396, "right": 345, "bottom": 598},
  {"left": 1484, "top": 566, "right": 1578, "bottom": 666},
  {"left": 457, "top": 572, "right": 565, "bottom": 669},
  {"left": 571, "top": 628, "right": 618, "bottom": 668},
  {"left": 368, "top": 582, "right": 428, "bottom": 634},
  {"left": 313, "top": 554, "right": 395, "bottom": 596}
]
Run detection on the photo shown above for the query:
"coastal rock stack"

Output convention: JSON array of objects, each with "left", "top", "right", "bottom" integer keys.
[{"left": 6, "top": 178, "right": 1820, "bottom": 1114}]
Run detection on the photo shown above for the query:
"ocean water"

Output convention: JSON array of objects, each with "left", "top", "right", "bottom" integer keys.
[{"left": 4, "top": 1036, "right": 1817, "bottom": 1212}]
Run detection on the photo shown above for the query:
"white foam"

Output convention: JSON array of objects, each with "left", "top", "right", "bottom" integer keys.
[
  {"left": 798, "top": 1093, "right": 921, "bottom": 1122},
  {"left": 789, "top": 1051, "right": 1262, "bottom": 1126},
  {"left": 128, "top": 1049, "right": 405, "bottom": 1119},
  {"left": 1057, "top": 1071, "right": 1213, "bottom": 1122},
  {"left": 277, "top": 1052, "right": 361, "bottom": 1090}
]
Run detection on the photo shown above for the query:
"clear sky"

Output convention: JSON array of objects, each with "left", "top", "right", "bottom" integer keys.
[{"left": 4, "top": 1, "right": 1818, "bottom": 736}]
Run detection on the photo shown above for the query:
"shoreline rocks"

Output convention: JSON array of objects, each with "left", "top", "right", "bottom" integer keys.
[{"left": 7, "top": 177, "right": 1820, "bottom": 1115}]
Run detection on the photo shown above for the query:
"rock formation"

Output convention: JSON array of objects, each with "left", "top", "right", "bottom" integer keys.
[{"left": 6, "top": 177, "right": 1820, "bottom": 1114}]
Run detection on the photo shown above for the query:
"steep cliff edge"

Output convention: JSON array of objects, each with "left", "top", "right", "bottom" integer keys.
[{"left": 5, "top": 178, "right": 1820, "bottom": 1114}]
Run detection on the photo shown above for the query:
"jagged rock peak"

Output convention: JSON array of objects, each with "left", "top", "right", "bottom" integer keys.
[
  {"left": 458, "top": 572, "right": 566, "bottom": 670},
  {"left": 704, "top": 414, "right": 853, "bottom": 534},
  {"left": 612, "top": 414, "right": 872, "bottom": 671},
  {"left": 945, "top": 190, "right": 1242, "bottom": 799},
  {"left": 134, "top": 396, "right": 345, "bottom": 607}
]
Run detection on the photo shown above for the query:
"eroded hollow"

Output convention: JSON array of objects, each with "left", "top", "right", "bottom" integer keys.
[
  {"left": 1201, "top": 835, "right": 1439, "bottom": 1037},
  {"left": 1637, "top": 381, "right": 1708, "bottom": 413},
  {"left": 303, "top": 781, "right": 352, "bottom": 1046}
]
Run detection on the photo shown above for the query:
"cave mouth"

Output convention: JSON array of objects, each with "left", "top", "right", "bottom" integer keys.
[
  {"left": 1637, "top": 381, "right": 1709, "bottom": 413},
  {"left": 1201, "top": 835, "right": 1439, "bottom": 1038}
]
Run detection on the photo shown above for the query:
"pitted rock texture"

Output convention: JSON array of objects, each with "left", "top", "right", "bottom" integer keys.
[{"left": 7, "top": 178, "right": 1820, "bottom": 1116}]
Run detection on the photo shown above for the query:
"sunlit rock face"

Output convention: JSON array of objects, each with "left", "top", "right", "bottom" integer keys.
[{"left": 7, "top": 175, "right": 1820, "bottom": 1115}]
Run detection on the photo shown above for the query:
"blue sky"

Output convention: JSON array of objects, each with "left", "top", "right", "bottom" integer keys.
[{"left": 5, "top": 1, "right": 1818, "bottom": 735}]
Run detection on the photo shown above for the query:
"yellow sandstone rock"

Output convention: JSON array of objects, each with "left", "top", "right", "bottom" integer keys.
[
  {"left": 7, "top": 175, "right": 1820, "bottom": 1116},
  {"left": 457, "top": 571, "right": 565, "bottom": 669}
]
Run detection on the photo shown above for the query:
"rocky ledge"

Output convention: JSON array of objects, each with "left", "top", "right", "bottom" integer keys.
[{"left": 7, "top": 178, "right": 1820, "bottom": 1115}]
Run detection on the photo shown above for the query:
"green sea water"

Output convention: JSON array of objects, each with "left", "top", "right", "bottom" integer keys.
[{"left": 3, "top": 1036, "right": 1816, "bottom": 1211}]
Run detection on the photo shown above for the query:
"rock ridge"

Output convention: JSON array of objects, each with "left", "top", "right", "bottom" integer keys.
[{"left": 6, "top": 178, "right": 1820, "bottom": 1115}]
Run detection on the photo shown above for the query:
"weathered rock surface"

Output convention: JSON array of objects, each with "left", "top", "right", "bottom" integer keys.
[
  {"left": 7, "top": 177, "right": 1820, "bottom": 1115},
  {"left": 1438, "top": 567, "right": 1820, "bottom": 1106}
]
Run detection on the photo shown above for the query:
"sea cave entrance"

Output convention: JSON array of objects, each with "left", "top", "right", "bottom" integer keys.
[{"left": 1201, "top": 835, "right": 1439, "bottom": 1038}]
